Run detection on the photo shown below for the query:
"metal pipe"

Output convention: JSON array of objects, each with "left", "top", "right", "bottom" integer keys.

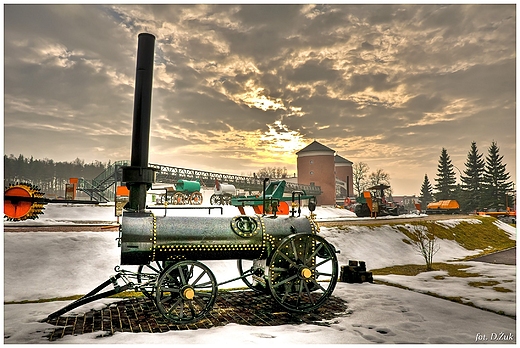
[
  {"left": 131, "top": 33, "right": 155, "bottom": 168},
  {"left": 123, "top": 33, "right": 156, "bottom": 212}
]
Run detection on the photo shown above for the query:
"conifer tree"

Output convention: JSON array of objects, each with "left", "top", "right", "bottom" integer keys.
[
  {"left": 434, "top": 148, "right": 457, "bottom": 200},
  {"left": 482, "top": 141, "right": 513, "bottom": 210},
  {"left": 461, "top": 141, "right": 485, "bottom": 212},
  {"left": 419, "top": 174, "right": 434, "bottom": 210}
]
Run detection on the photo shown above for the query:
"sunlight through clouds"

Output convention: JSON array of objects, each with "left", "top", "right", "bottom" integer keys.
[{"left": 3, "top": 4, "right": 516, "bottom": 194}]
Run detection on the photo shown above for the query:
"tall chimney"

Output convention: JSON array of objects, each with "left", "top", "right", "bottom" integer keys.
[{"left": 122, "top": 33, "right": 156, "bottom": 212}]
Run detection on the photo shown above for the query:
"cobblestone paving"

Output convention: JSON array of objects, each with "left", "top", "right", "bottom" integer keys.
[{"left": 44, "top": 291, "right": 349, "bottom": 341}]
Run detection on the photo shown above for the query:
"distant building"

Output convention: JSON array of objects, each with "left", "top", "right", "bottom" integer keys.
[
  {"left": 296, "top": 140, "right": 353, "bottom": 206},
  {"left": 334, "top": 154, "right": 353, "bottom": 198}
]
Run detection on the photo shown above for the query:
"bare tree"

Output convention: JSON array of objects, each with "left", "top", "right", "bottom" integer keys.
[
  {"left": 352, "top": 162, "right": 370, "bottom": 197},
  {"left": 368, "top": 168, "right": 391, "bottom": 187},
  {"left": 256, "top": 167, "right": 287, "bottom": 179},
  {"left": 407, "top": 222, "right": 440, "bottom": 271}
]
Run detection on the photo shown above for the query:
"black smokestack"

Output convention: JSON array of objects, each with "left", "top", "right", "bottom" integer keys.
[
  {"left": 131, "top": 33, "right": 155, "bottom": 168},
  {"left": 123, "top": 33, "right": 156, "bottom": 212}
]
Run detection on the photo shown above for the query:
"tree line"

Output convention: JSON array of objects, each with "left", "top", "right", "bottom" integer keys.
[
  {"left": 4, "top": 154, "right": 108, "bottom": 197},
  {"left": 419, "top": 141, "right": 514, "bottom": 213}
]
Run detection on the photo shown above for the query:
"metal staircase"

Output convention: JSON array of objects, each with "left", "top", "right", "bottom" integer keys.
[{"left": 76, "top": 160, "right": 129, "bottom": 202}]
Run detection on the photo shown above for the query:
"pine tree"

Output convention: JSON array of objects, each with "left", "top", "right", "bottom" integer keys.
[
  {"left": 482, "top": 141, "right": 513, "bottom": 211},
  {"left": 460, "top": 141, "right": 485, "bottom": 212},
  {"left": 419, "top": 174, "right": 434, "bottom": 210},
  {"left": 434, "top": 148, "right": 457, "bottom": 200}
]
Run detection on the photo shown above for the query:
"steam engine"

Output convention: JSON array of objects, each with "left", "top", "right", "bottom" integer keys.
[{"left": 120, "top": 212, "right": 319, "bottom": 264}]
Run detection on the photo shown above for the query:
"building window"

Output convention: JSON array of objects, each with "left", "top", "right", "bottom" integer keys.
[
  {"left": 310, "top": 160, "right": 314, "bottom": 164},
  {"left": 310, "top": 171, "right": 314, "bottom": 175}
]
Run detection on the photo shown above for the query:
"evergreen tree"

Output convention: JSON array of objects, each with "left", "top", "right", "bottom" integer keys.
[
  {"left": 419, "top": 174, "right": 434, "bottom": 210},
  {"left": 482, "top": 141, "right": 513, "bottom": 211},
  {"left": 434, "top": 148, "right": 457, "bottom": 200},
  {"left": 460, "top": 141, "right": 485, "bottom": 212}
]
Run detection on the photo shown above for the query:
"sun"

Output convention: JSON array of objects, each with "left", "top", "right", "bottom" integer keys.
[{"left": 260, "top": 121, "right": 307, "bottom": 159}]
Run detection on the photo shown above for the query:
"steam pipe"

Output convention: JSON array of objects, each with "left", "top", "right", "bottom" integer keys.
[{"left": 122, "top": 33, "right": 157, "bottom": 212}]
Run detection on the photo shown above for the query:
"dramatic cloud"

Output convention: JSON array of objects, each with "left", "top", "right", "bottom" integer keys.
[{"left": 4, "top": 4, "right": 516, "bottom": 194}]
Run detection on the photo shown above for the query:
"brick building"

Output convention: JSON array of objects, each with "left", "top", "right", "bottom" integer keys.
[{"left": 296, "top": 141, "right": 353, "bottom": 206}]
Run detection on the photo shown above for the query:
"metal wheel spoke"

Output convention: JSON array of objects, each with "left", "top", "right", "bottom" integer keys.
[
  {"left": 303, "top": 281, "right": 315, "bottom": 305},
  {"left": 271, "top": 267, "right": 288, "bottom": 272},
  {"left": 194, "top": 291, "right": 212, "bottom": 298},
  {"left": 312, "top": 257, "right": 333, "bottom": 269},
  {"left": 315, "top": 271, "right": 333, "bottom": 278},
  {"left": 276, "top": 250, "right": 298, "bottom": 267},
  {"left": 305, "top": 243, "right": 323, "bottom": 264},
  {"left": 161, "top": 287, "right": 180, "bottom": 293},
  {"left": 311, "top": 279, "right": 327, "bottom": 292},
  {"left": 191, "top": 269, "right": 206, "bottom": 286},
  {"left": 272, "top": 274, "right": 298, "bottom": 288},
  {"left": 165, "top": 297, "right": 182, "bottom": 311},
  {"left": 188, "top": 301, "right": 196, "bottom": 318},
  {"left": 194, "top": 280, "right": 214, "bottom": 289},
  {"left": 290, "top": 239, "right": 299, "bottom": 260}
]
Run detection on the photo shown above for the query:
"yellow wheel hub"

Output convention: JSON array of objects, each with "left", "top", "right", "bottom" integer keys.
[
  {"left": 183, "top": 287, "right": 195, "bottom": 300},
  {"left": 300, "top": 268, "right": 312, "bottom": 279}
]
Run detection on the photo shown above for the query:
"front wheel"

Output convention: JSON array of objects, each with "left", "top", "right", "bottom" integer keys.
[
  {"left": 267, "top": 233, "right": 338, "bottom": 313},
  {"left": 155, "top": 260, "right": 218, "bottom": 324}
]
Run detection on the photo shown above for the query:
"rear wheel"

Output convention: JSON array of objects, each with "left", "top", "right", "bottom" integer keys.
[{"left": 267, "top": 233, "right": 338, "bottom": 313}]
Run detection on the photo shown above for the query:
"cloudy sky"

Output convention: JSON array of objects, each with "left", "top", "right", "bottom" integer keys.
[{"left": 4, "top": 4, "right": 516, "bottom": 195}]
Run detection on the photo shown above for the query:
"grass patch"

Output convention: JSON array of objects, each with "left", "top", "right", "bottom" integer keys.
[
  {"left": 396, "top": 216, "right": 515, "bottom": 253},
  {"left": 329, "top": 216, "right": 514, "bottom": 260},
  {"left": 493, "top": 287, "right": 513, "bottom": 293},
  {"left": 372, "top": 262, "right": 480, "bottom": 278},
  {"left": 468, "top": 280, "right": 500, "bottom": 288},
  {"left": 5, "top": 291, "right": 146, "bottom": 305}
]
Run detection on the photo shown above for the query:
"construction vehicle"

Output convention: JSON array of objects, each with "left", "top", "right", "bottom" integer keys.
[
  {"left": 354, "top": 184, "right": 399, "bottom": 217},
  {"left": 425, "top": 200, "right": 460, "bottom": 214}
]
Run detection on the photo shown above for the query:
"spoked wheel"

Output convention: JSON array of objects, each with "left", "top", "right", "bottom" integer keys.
[
  {"left": 237, "top": 259, "right": 267, "bottom": 293},
  {"left": 172, "top": 192, "right": 186, "bottom": 205},
  {"left": 210, "top": 194, "right": 221, "bottom": 205},
  {"left": 222, "top": 193, "right": 232, "bottom": 205},
  {"left": 137, "top": 261, "right": 165, "bottom": 300},
  {"left": 267, "top": 233, "right": 338, "bottom": 313},
  {"left": 190, "top": 192, "right": 203, "bottom": 205},
  {"left": 155, "top": 260, "right": 218, "bottom": 324}
]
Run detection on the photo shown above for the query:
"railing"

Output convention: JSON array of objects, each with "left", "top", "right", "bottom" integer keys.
[
  {"left": 77, "top": 162, "right": 322, "bottom": 202},
  {"left": 149, "top": 163, "right": 322, "bottom": 196}
]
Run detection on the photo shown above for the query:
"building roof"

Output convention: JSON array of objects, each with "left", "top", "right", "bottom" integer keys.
[
  {"left": 296, "top": 140, "right": 335, "bottom": 155},
  {"left": 334, "top": 154, "right": 353, "bottom": 164}
]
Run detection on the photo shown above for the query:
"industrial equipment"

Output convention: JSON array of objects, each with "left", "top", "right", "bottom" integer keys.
[
  {"left": 425, "top": 200, "right": 460, "bottom": 214},
  {"left": 230, "top": 179, "right": 316, "bottom": 216},
  {"left": 354, "top": 184, "right": 400, "bottom": 217},
  {"left": 4, "top": 183, "right": 98, "bottom": 221},
  {"left": 9, "top": 33, "right": 339, "bottom": 325},
  {"left": 209, "top": 180, "right": 236, "bottom": 205},
  {"left": 154, "top": 179, "right": 203, "bottom": 205}
]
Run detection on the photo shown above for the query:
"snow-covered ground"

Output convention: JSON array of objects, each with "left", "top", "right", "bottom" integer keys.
[{"left": 3, "top": 203, "right": 517, "bottom": 344}]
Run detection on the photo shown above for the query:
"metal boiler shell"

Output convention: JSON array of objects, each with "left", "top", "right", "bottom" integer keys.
[
  {"left": 120, "top": 212, "right": 317, "bottom": 265},
  {"left": 121, "top": 212, "right": 265, "bottom": 264}
]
